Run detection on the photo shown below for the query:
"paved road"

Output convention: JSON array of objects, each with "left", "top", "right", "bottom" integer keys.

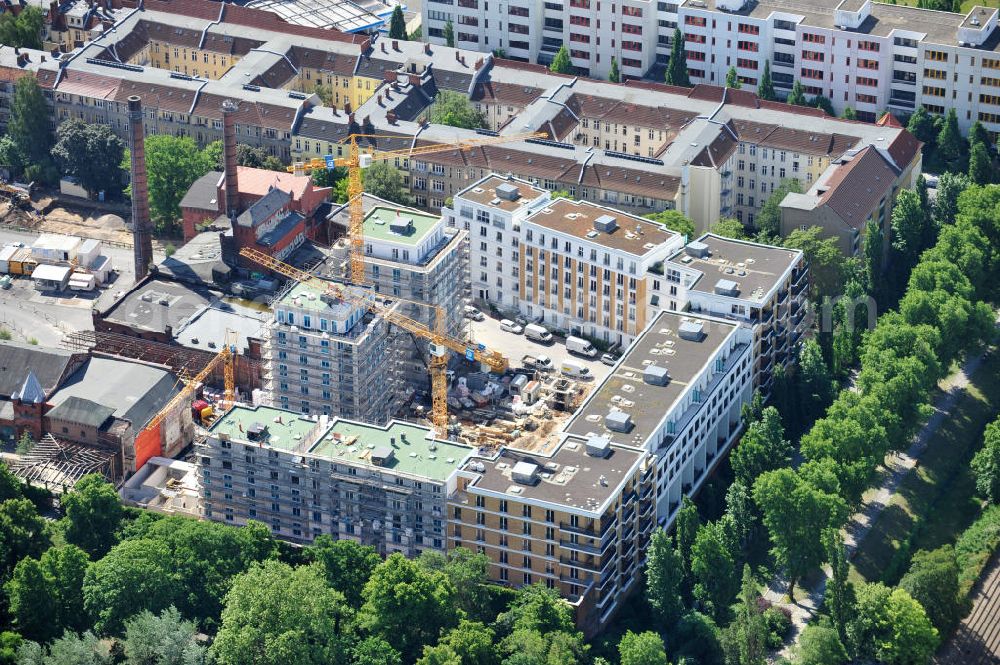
[{"left": 763, "top": 315, "right": 1000, "bottom": 660}]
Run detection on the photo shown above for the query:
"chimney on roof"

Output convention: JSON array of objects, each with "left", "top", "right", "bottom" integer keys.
[
  {"left": 455, "top": 50, "right": 460, "bottom": 61},
  {"left": 424, "top": 42, "right": 431, "bottom": 55},
  {"left": 475, "top": 57, "right": 483, "bottom": 70},
  {"left": 344, "top": 99, "right": 352, "bottom": 115},
  {"left": 362, "top": 115, "right": 370, "bottom": 128},
  {"left": 380, "top": 41, "right": 386, "bottom": 53},
  {"left": 377, "top": 93, "right": 383, "bottom": 106},
  {"left": 222, "top": 99, "right": 240, "bottom": 222},
  {"left": 386, "top": 110, "right": 397, "bottom": 124},
  {"left": 407, "top": 72, "right": 420, "bottom": 87},
  {"left": 392, "top": 39, "right": 399, "bottom": 51},
  {"left": 348, "top": 112, "right": 355, "bottom": 125},
  {"left": 128, "top": 96, "right": 154, "bottom": 282}
]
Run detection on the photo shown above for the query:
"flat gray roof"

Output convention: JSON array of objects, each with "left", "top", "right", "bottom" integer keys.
[
  {"left": 667, "top": 234, "right": 801, "bottom": 304},
  {"left": 564, "top": 310, "right": 742, "bottom": 447}
]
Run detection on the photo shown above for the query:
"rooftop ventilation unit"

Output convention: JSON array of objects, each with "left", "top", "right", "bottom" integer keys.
[
  {"left": 643, "top": 363, "right": 670, "bottom": 386},
  {"left": 606, "top": 410, "right": 633, "bottom": 433},
  {"left": 685, "top": 241, "right": 710, "bottom": 258},
  {"left": 594, "top": 214, "right": 618, "bottom": 233},
  {"left": 585, "top": 435, "right": 612, "bottom": 458},
  {"left": 389, "top": 216, "right": 413, "bottom": 234},
  {"left": 678, "top": 320, "right": 706, "bottom": 341},
  {"left": 512, "top": 461, "right": 540, "bottom": 485},
  {"left": 495, "top": 182, "right": 520, "bottom": 201},
  {"left": 714, "top": 278, "right": 740, "bottom": 297},
  {"left": 370, "top": 447, "right": 394, "bottom": 466}
]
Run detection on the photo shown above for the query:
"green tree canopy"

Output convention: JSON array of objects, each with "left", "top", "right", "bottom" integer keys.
[
  {"left": 645, "top": 209, "right": 696, "bottom": 238},
  {"left": 731, "top": 406, "right": 792, "bottom": 488},
  {"left": 82, "top": 538, "right": 176, "bottom": 635},
  {"left": 50, "top": 120, "right": 126, "bottom": 197},
  {"left": 691, "top": 520, "right": 739, "bottom": 621},
  {"left": 907, "top": 106, "right": 938, "bottom": 145},
  {"left": 135, "top": 135, "right": 219, "bottom": 233},
  {"left": 841, "top": 107, "right": 857, "bottom": 121},
  {"left": 848, "top": 583, "right": 938, "bottom": 665},
  {"left": 755, "top": 179, "right": 801, "bottom": 238},
  {"left": 899, "top": 546, "right": 962, "bottom": 634},
  {"left": 550, "top": 45, "right": 573, "bottom": 74},
  {"left": 936, "top": 108, "right": 965, "bottom": 168},
  {"left": 796, "top": 624, "right": 848, "bottom": 665},
  {"left": 210, "top": 561, "right": 353, "bottom": 665},
  {"left": 811, "top": 95, "right": 835, "bottom": 116},
  {"left": 0, "top": 6, "right": 43, "bottom": 49},
  {"left": 417, "top": 548, "right": 492, "bottom": 622},
  {"left": 363, "top": 161, "right": 412, "bottom": 206},
  {"left": 417, "top": 620, "right": 497, "bottom": 665},
  {"left": 0, "top": 498, "right": 50, "bottom": 583},
  {"left": 710, "top": 217, "right": 748, "bottom": 239},
  {"left": 388, "top": 5, "right": 407, "bottom": 39},
  {"left": 306, "top": 535, "right": 380, "bottom": 607},
  {"left": 443, "top": 20, "right": 454, "bottom": 47},
  {"left": 61, "top": 474, "right": 123, "bottom": 558},
  {"left": 822, "top": 530, "right": 855, "bottom": 646},
  {"left": 757, "top": 61, "right": 775, "bottom": 101},
  {"left": 787, "top": 81, "right": 807, "bottom": 106},
  {"left": 360, "top": 553, "right": 460, "bottom": 661},
  {"left": 972, "top": 418, "right": 1000, "bottom": 503},
  {"left": 121, "top": 606, "right": 206, "bottom": 665},
  {"left": 5, "top": 544, "right": 88, "bottom": 643},
  {"left": 666, "top": 29, "right": 690, "bottom": 87},
  {"left": 608, "top": 57, "right": 620, "bottom": 83},
  {"left": 673, "top": 611, "right": 725, "bottom": 665},
  {"left": 725, "top": 67, "right": 741, "bottom": 89},
  {"left": 890, "top": 189, "right": 934, "bottom": 271},
  {"left": 646, "top": 529, "right": 684, "bottom": 627},
  {"left": 933, "top": 172, "right": 969, "bottom": 226},
  {"left": 16, "top": 630, "right": 112, "bottom": 665},
  {"left": 430, "top": 90, "right": 487, "bottom": 129},
  {"left": 617, "top": 631, "right": 666, "bottom": 665},
  {"left": 781, "top": 226, "right": 846, "bottom": 301},
  {"left": 8, "top": 76, "right": 53, "bottom": 177},
  {"left": 969, "top": 141, "right": 993, "bottom": 186}
]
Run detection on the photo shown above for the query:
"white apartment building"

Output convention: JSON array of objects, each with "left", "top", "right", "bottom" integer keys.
[
  {"left": 562, "top": 309, "right": 754, "bottom": 519},
  {"left": 424, "top": 0, "right": 1000, "bottom": 134},
  {"left": 448, "top": 175, "right": 685, "bottom": 346}
]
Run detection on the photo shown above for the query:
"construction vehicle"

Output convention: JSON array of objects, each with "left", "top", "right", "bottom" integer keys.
[
  {"left": 144, "top": 331, "right": 238, "bottom": 433},
  {"left": 239, "top": 247, "right": 509, "bottom": 438},
  {"left": 287, "top": 131, "right": 546, "bottom": 285}
]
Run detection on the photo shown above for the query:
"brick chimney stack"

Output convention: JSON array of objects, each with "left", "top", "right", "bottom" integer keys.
[
  {"left": 221, "top": 100, "right": 240, "bottom": 221},
  {"left": 128, "top": 96, "right": 154, "bottom": 282}
]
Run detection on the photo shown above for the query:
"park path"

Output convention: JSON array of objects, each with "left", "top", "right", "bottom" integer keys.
[{"left": 762, "top": 317, "right": 998, "bottom": 661}]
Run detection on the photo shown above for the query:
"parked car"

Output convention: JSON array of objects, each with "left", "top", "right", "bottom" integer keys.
[
  {"left": 524, "top": 323, "right": 554, "bottom": 344},
  {"left": 600, "top": 352, "right": 618, "bottom": 366},
  {"left": 500, "top": 319, "right": 523, "bottom": 334},
  {"left": 463, "top": 305, "right": 485, "bottom": 321},
  {"left": 522, "top": 354, "right": 554, "bottom": 371},
  {"left": 565, "top": 335, "right": 598, "bottom": 358}
]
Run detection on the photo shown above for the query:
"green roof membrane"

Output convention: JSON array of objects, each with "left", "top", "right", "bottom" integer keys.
[{"left": 363, "top": 206, "right": 440, "bottom": 247}]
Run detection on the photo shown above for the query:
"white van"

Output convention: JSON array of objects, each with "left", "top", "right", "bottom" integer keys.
[
  {"left": 524, "top": 323, "right": 553, "bottom": 344},
  {"left": 565, "top": 335, "right": 598, "bottom": 358},
  {"left": 560, "top": 360, "right": 591, "bottom": 379},
  {"left": 463, "top": 305, "right": 485, "bottom": 321}
]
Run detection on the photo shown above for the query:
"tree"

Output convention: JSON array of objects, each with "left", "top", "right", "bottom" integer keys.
[
  {"left": 430, "top": 90, "right": 487, "bottom": 129},
  {"left": 731, "top": 406, "right": 792, "bottom": 487},
  {"left": 0, "top": 6, "right": 43, "bottom": 49},
  {"left": 496, "top": 585, "right": 588, "bottom": 665},
  {"left": 550, "top": 45, "right": 573, "bottom": 74},
  {"left": 8, "top": 76, "right": 53, "bottom": 177},
  {"left": 891, "top": 189, "right": 932, "bottom": 271},
  {"left": 83, "top": 539, "right": 176, "bottom": 635},
  {"left": 969, "top": 141, "right": 993, "bottom": 186},
  {"left": 16, "top": 630, "right": 112, "bottom": 665},
  {"left": 211, "top": 561, "right": 352, "bottom": 665},
  {"left": 62, "top": 474, "right": 123, "bottom": 558},
  {"left": 755, "top": 179, "right": 801, "bottom": 238},
  {"left": 388, "top": 5, "right": 407, "bottom": 40},
  {"left": 443, "top": 20, "right": 454, "bottom": 47},
  {"left": 645, "top": 209, "right": 695, "bottom": 238},
  {"left": 363, "top": 161, "right": 412, "bottom": 206},
  {"left": 753, "top": 468, "right": 847, "bottom": 596},
  {"left": 617, "top": 631, "right": 666, "bottom": 665},
  {"left": 727, "top": 565, "right": 767, "bottom": 665},
  {"left": 50, "top": 120, "right": 126, "bottom": 197},
  {"left": 848, "top": 583, "right": 938, "bottom": 665},
  {"left": 822, "top": 530, "right": 855, "bottom": 645},
  {"left": 675, "top": 496, "right": 700, "bottom": 583},
  {"left": 787, "top": 80, "right": 807, "bottom": 106},
  {"left": 862, "top": 217, "right": 884, "bottom": 296},
  {"left": 5, "top": 545, "right": 88, "bottom": 643},
  {"left": 608, "top": 57, "right": 620, "bottom": 83},
  {"left": 690, "top": 520, "right": 739, "bottom": 621},
  {"left": 798, "top": 340, "right": 835, "bottom": 422},
  {"left": 781, "top": 226, "right": 846, "bottom": 301},
  {"left": 352, "top": 637, "right": 402, "bottom": 665},
  {"left": 121, "top": 607, "right": 206, "bottom": 665},
  {"left": 360, "top": 553, "right": 460, "bottom": 661},
  {"left": 306, "top": 535, "right": 380, "bottom": 607},
  {"left": 418, "top": 620, "right": 497, "bottom": 665},
  {"left": 933, "top": 172, "right": 969, "bottom": 226},
  {"left": 725, "top": 66, "right": 741, "bottom": 89},
  {"left": 646, "top": 529, "right": 684, "bottom": 627},
  {"left": 906, "top": 106, "right": 937, "bottom": 145},
  {"left": 724, "top": 480, "right": 757, "bottom": 550},
  {"left": 0, "top": 135, "right": 23, "bottom": 177},
  {"left": 841, "top": 107, "right": 857, "bottom": 121},
  {"left": 900, "top": 546, "right": 962, "bottom": 634},
  {"left": 417, "top": 548, "right": 492, "bottom": 622},
  {"left": 673, "top": 611, "right": 725, "bottom": 665},
  {"left": 137, "top": 135, "right": 218, "bottom": 233},
  {"left": 0, "top": 498, "right": 49, "bottom": 582},
  {"left": 666, "top": 28, "right": 690, "bottom": 87},
  {"left": 936, "top": 108, "right": 965, "bottom": 167},
  {"left": 710, "top": 217, "right": 747, "bottom": 239},
  {"left": 796, "top": 624, "right": 848, "bottom": 665},
  {"left": 811, "top": 95, "right": 835, "bottom": 116},
  {"left": 0, "top": 632, "right": 21, "bottom": 665},
  {"left": 972, "top": 418, "right": 1000, "bottom": 503},
  {"left": 757, "top": 61, "right": 775, "bottom": 101}
]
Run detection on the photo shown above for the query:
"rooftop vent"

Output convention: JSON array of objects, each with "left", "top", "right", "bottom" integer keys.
[
  {"left": 714, "top": 278, "right": 740, "bottom": 297},
  {"left": 606, "top": 410, "right": 633, "bottom": 433},
  {"left": 685, "top": 241, "right": 710, "bottom": 258},
  {"left": 585, "top": 435, "right": 612, "bottom": 458},
  {"left": 389, "top": 216, "right": 413, "bottom": 234},
  {"left": 643, "top": 363, "right": 670, "bottom": 386},
  {"left": 594, "top": 214, "right": 618, "bottom": 233},
  {"left": 495, "top": 182, "right": 520, "bottom": 201},
  {"left": 370, "top": 446, "right": 395, "bottom": 466},
  {"left": 247, "top": 422, "right": 267, "bottom": 441},
  {"left": 678, "top": 320, "right": 706, "bottom": 342},
  {"left": 512, "top": 461, "right": 540, "bottom": 485}
]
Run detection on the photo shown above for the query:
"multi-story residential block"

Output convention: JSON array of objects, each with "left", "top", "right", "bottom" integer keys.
[
  {"left": 563, "top": 310, "right": 753, "bottom": 519},
  {"left": 425, "top": 0, "right": 1000, "bottom": 136},
  {"left": 658, "top": 234, "right": 807, "bottom": 396},
  {"left": 448, "top": 435, "right": 655, "bottom": 637},
  {"left": 199, "top": 404, "right": 472, "bottom": 551},
  {"left": 262, "top": 280, "right": 405, "bottom": 423},
  {"left": 449, "top": 174, "right": 685, "bottom": 346}
]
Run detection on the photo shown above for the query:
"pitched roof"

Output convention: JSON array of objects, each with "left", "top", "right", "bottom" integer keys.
[
  {"left": 886, "top": 131, "right": 923, "bottom": 171},
  {"left": 237, "top": 187, "right": 291, "bottom": 227},
  {"left": 14, "top": 371, "right": 46, "bottom": 405},
  {"left": 0, "top": 342, "right": 76, "bottom": 400},
  {"left": 470, "top": 80, "right": 543, "bottom": 107},
  {"left": 45, "top": 396, "right": 116, "bottom": 428},
  {"left": 818, "top": 147, "right": 898, "bottom": 229}
]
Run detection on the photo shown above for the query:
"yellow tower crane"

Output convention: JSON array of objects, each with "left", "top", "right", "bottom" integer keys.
[
  {"left": 288, "top": 131, "right": 547, "bottom": 284},
  {"left": 239, "top": 247, "right": 508, "bottom": 437},
  {"left": 145, "top": 332, "right": 238, "bottom": 432}
]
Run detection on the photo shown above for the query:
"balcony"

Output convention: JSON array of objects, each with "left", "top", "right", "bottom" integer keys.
[
  {"left": 777, "top": 288, "right": 789, "bottom": 304},
  {"left": 760, "top": 308, "right": 774, "bottom": 324}
]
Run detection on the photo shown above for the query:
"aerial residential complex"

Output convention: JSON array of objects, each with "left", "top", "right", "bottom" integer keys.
[{"left": 424, "top": 0, "right": 1000, "bottom": 135}]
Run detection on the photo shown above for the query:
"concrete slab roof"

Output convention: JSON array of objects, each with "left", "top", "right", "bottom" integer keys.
[{"left": 363, "top": 205, "right": 441, "bottom": 247}]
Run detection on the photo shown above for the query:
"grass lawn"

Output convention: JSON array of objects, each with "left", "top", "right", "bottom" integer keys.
[{"left": 848, "top": 350, "right": 1000, "bottom": 586}]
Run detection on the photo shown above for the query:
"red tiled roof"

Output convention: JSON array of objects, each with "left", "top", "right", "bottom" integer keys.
[
  {"left": 757, "top": 99, "right": 829, "bottom": 117},
  {"left": 55, "top": 69, "right": 121, "bottom": 99},
  {"left": 877, "top": 112, "right": 904, "bottom": 128},
  {"left": 470, "top": 80, "right": 543, "bottom": 106},
  {"left": 0, "top": 64, "right": 36, "bottom": 84},
  {"left": 621, "top": 79, "right": 696, "bottom": 97},
  {"left": 887, "top": 130, "right": 922, "bottom": 171},
  {"left": 492, "top": 58, "right": 575, "bottom": 78},
  {"left": 818, "top": 147, "right": 898, "bottom": 230},
  {"left": 691, "top": 122, "right": 739, "bottom": 168}
]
